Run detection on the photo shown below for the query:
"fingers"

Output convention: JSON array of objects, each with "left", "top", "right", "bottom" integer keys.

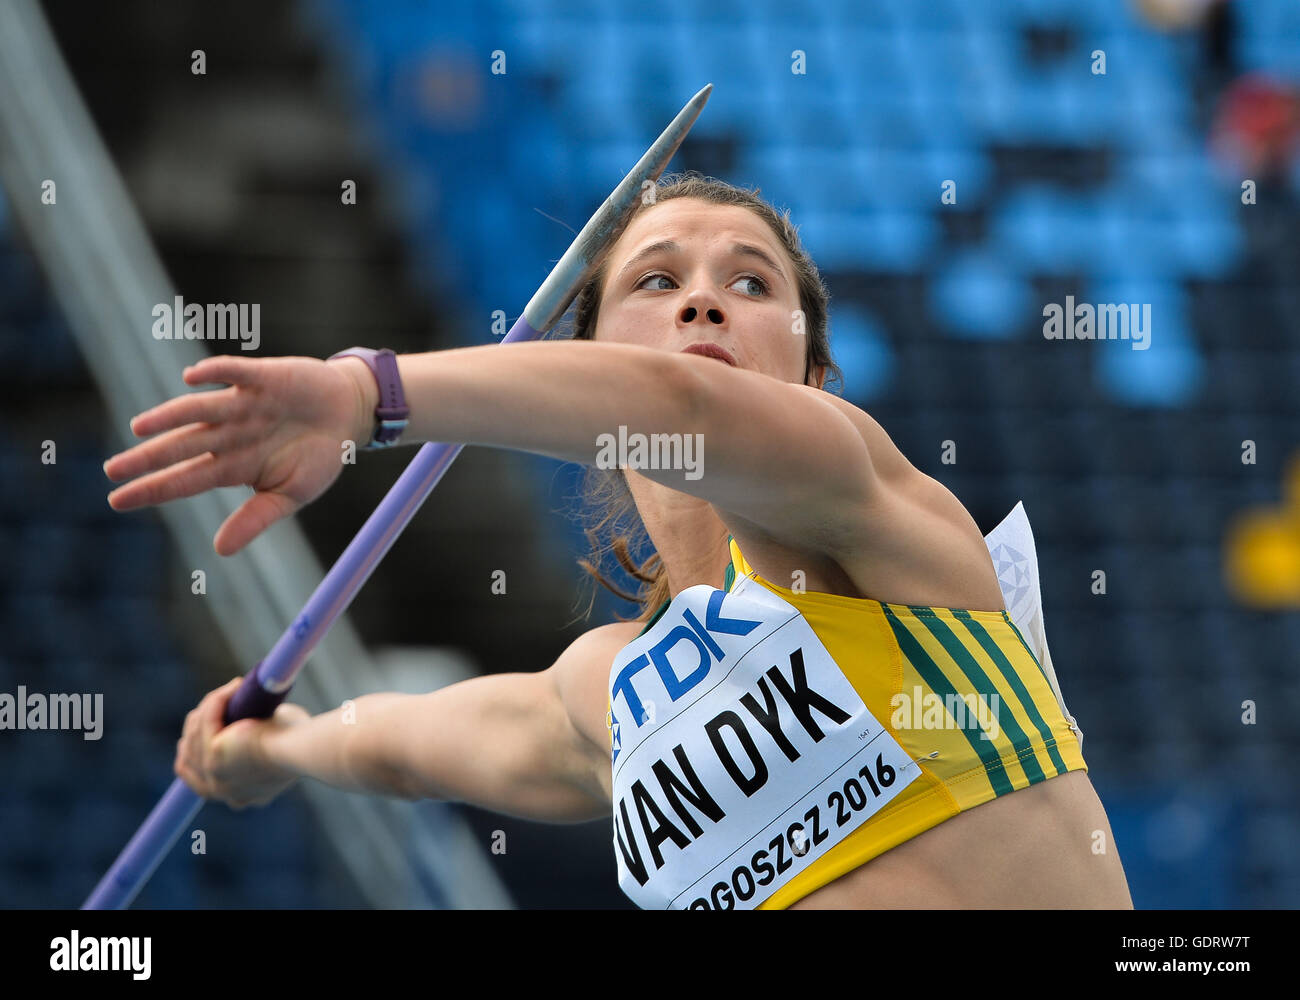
[
  {"left": 182, "top": 355, "right": 262, "bottom": 389},
  {"left": 212, "top": 490, "right": 297, "bottom": 557},
  {"left": 176, "top": 714, "right": 204, "bottom": 795},
  {"left": 104, "top": 421, "right": 226, "bottom": 484},
  {"left": 200, "top": 677, "right": 242, "bottom": 749},
  {"left": 174, "top": 678, "right": 244, "bottom": 801},
  {"left": 106, "top": 449, "right": 250, "bottom": 512},
  {"left": 129, "top": 385, "right": 238, "bottom": 439},
  {"left": 177, "top": 704, "right": 212, "bottom": 797}
]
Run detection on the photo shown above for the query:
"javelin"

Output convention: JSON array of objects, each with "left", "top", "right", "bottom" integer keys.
[{"left": 82, "top": 83, "right": 714, "bottom": 910}]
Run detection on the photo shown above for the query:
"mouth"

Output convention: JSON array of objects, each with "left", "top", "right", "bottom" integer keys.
[{"left": 680, "top": 342, "right": 737, "bottom": 367}]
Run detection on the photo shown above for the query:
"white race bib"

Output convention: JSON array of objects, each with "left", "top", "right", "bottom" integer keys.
[{"left": 609, "top": 579, "right": 919, "bottom": 909}]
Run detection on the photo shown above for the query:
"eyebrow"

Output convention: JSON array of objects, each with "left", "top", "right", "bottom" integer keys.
[{"left": 614, "top": 240, "right": 788, "bottom": 288}]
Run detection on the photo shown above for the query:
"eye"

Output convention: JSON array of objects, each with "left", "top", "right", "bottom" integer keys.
[
  {"left": 730, "top": 274, "right": 769, "bottom": 297},
  {"left": 633, "top": 272, "right": 770, "bottom": 296},
  {"left": 634, "top": 272, "right": 677, "bottom": 292}
]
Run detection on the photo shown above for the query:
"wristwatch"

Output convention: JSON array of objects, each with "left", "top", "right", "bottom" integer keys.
[{"left": 327, "top": 347, "right": 409, "bottom": 449}]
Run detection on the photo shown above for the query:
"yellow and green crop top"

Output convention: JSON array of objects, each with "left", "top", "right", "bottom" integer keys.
[{"left": 604, "top": 535, "right": 1086, "bottom": 910}]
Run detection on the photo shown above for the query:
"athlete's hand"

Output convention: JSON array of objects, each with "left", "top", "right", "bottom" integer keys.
[
  {"left": 174, "top": 677, "right": 309, "bottom": 810},
  {"left": 103, "top": 354, "right": 373, "bottom": 556}
]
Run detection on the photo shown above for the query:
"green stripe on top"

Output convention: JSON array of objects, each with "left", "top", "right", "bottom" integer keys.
[
  {"left": 636, "top": 540, "right": 734, "bottom": 640},
  {"left": 953, "top": 611, "right": 1068, "bottom": 778},
  {"left": 1002, "top": 614, "right": 1055, "bottom": 690},
  {"left": 635, "top": 599, "right": 670, "bottom": 639},
  {"left": 882, "top": 604, "right": 1014, "bottom": 796},
  {"left": 911, "top": 609, "right": 1046, "bottom": 786}
]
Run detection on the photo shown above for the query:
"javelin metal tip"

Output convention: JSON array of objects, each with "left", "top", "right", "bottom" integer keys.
[
  {"left": 681, "top": 83, "right": 713, "bottom": 122},
  {"left": 521, "top": 83, "right": 716, "bottom": 332}
]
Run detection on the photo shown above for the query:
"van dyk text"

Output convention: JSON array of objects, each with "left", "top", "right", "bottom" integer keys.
[{"left": 611, "top": 594, "right": 853, "bottom": 886}]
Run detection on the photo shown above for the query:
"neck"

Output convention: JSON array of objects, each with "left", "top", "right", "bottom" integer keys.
[{"left": 624, "top": 470, "right": 731, "bottom": 599}]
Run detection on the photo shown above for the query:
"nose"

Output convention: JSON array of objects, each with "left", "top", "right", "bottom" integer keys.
[
  {"left": 680, "top": 305, "right": 724, "bottom": 324},
  {"left": 677, "top": 285, "right": 725, "bottom": 327}
]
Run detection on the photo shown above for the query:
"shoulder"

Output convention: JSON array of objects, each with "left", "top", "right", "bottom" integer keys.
[
  {"left": 725, "top": 390, "right": 1004, "bottom": 609},
  {"left": 789, "top": 386, "right": 917, "bottom": 484},
  {"left": 722, "top": 386, "right": 934, "bottom": 553}
]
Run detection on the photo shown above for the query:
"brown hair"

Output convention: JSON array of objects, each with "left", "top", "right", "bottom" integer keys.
[{"left": 553, "top": 171, "right": 842, "bottom": 625}]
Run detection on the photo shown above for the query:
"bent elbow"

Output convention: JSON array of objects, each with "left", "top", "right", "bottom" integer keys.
[{"left": 661, "top": 351, "right": 712, "bottom": 432}]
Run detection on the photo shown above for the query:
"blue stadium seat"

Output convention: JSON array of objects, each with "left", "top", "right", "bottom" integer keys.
[
  {"left": 989, "top": 186, "right": 1092, "bottom": 275},
  {"left": 920, "top": 146, "right": 992, "bottom": 204},
  {"left": 1167, "top": 211, "right": 1244, "bottom": 280},
  {"left": 826, "top": 305, "right": 895, "bottom": 404},
  {"left": 1090, "top": 278, "right": 1203, "bottom": 406},
  {"left": 908, "top": 96, "right": 979, "bottom": 157},
  {"left": 1047, "top": 70, "right": 1117, "bottom": 143},
  {"left": 834, "top": 27, "right": 904, "bottom": 90},
  {"left": 865, "top": 147, "right": 953, "bottom": 206},
  {"left": 815, "top": 207, "right": 940, "bottom": 272},
  {"left": 944, "top": 0, "right": 1017, "bottom": 30},
  {"left": 929, "top": 248, "right": 1031, "bottom": 340},
  {"left": 1235, "top": 0, "right": 1300, "bottom": 38},
  {"left": 559, "top": 50, "right": 637, "bottom": 138},
  {"left": 1002, "top": 0, "right": 1060, "bottom": 27},
  {"left": 1237, "top": 33, "right": 1300, "bottom": 78}
]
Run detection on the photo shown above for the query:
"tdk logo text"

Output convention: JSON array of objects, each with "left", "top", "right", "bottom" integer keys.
[{"left": 613, "top": 591, "right": 761, "bottom": 729}]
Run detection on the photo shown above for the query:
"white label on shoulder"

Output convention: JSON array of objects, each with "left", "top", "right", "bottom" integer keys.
[
  {"left": 984, "top": 501, "right": 1080, "bottom": 747},
  {"left": 608, "top": 579, "right": 919, "bottom": 909}
]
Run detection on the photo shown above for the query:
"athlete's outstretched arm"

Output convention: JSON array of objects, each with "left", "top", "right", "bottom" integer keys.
[
  {"left": 105, "top": 343, "right": 920, "bottom": 558},
  {"left": 175, "top": 623, "right": 625, "bottom": 822},
  {"left": 340, "top": 340, "right": 907, "bottom": 556}
]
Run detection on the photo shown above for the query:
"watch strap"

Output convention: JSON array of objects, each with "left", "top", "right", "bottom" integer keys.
[{"left": 327, "top": 347, "right": 409, "bottom": 448}]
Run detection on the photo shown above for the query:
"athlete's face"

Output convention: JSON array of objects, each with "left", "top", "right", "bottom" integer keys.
[{"left": 594, "top": 198, "right": 819, "bottom": 387}]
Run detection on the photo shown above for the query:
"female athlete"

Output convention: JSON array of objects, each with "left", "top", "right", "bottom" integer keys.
[{"left": 102, "top": 173, "right": 1133, "bottom": 909}]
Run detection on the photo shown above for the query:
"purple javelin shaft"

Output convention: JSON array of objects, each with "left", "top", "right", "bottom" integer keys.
[
  {"left": 82, "top": 84, "right": 712, "bottom": 910},
  {"left": 81, "top": 319, "right": 536, "bottom": 911}
]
